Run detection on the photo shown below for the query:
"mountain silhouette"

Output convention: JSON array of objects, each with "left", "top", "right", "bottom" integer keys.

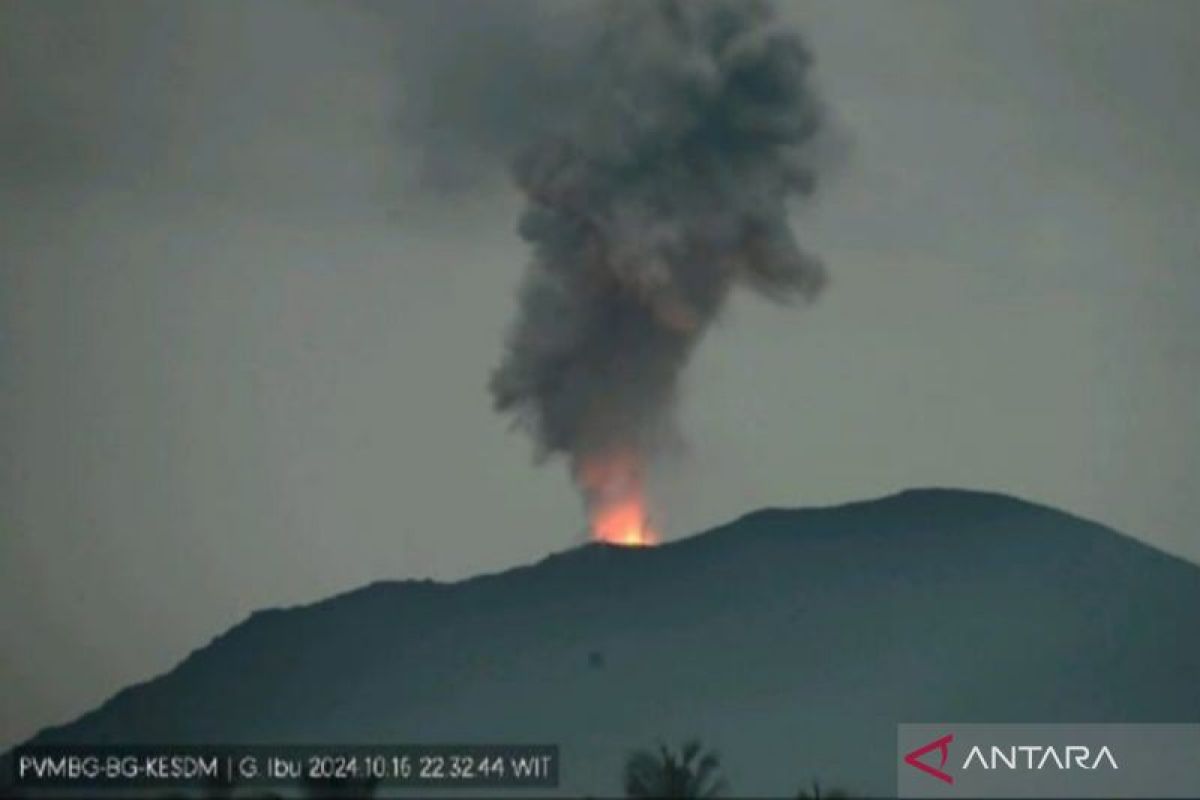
[{"left": 9, "top": 489, "right": 1200, "bottom": 796}]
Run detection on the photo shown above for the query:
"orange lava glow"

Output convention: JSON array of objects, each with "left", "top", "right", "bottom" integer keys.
[
  {"left": 591, "top": 496, "right": 659, "bottom": 547},
  {"left": 576, "top": 449, "right": 660, "bottom": 547}
]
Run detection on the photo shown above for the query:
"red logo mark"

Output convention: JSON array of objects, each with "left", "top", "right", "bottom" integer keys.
[{"left": 904, "top": 733, "right": 955, "bottom": 785}]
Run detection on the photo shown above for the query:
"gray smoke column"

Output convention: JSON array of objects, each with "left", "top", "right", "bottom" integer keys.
[{"left": 490, "top": 0, "right": 829, "bottom": 542}]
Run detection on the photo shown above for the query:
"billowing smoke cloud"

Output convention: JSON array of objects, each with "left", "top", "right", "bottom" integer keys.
[{"left": 488, "top": 0, "right": 830, "bottom": 529}]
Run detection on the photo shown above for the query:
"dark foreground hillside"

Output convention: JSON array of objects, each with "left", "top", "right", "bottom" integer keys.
[{"left": 10, "top": 489, "right": 1200, "bottom": 796}]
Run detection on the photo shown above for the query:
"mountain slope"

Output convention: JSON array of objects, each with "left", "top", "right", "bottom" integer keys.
[{"left": 14, "top": 489, "right": 1200, "bottom": 796}]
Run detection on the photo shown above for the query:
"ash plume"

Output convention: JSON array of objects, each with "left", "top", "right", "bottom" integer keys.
[{"left": 487, "top": 0, "right": 831, "bottom": 519}]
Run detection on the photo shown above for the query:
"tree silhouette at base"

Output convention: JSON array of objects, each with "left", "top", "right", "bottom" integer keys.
[
  {"left": 622, "top": 739, "right": 726, "bottom": 798},
  {"left": 795, "top": 778, "right": 853, "bottom": 799}
]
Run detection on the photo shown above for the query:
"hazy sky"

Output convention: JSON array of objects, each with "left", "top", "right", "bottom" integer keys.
[{"left": 2, "top": 0, "right": 1197, "bottom": 750}]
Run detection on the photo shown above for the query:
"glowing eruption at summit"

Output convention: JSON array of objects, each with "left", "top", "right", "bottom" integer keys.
[
  {"left": 489, "top": 1, "right": 830, "bottom": 542},
  {"left": 577, "top": 449, "right": 660, "bottom": 547}
]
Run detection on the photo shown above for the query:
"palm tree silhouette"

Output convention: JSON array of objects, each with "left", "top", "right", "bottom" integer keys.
[{"left": 622, "top": 739, "right": 726, "bottom": 798}]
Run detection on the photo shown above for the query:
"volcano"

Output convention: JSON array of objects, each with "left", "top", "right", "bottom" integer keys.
[{"left": 8, "top": 489, "right": 1200, "bottom": 796}]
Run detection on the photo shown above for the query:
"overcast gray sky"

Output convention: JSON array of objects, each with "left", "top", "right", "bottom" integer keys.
[{"left": 2, "top": 0, "right": 1198, "bottom": 750}]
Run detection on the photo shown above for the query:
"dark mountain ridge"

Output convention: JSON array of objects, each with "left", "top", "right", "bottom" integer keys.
[{"left": 10, "top": 488, "right": 1200, "bottom": 796}]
